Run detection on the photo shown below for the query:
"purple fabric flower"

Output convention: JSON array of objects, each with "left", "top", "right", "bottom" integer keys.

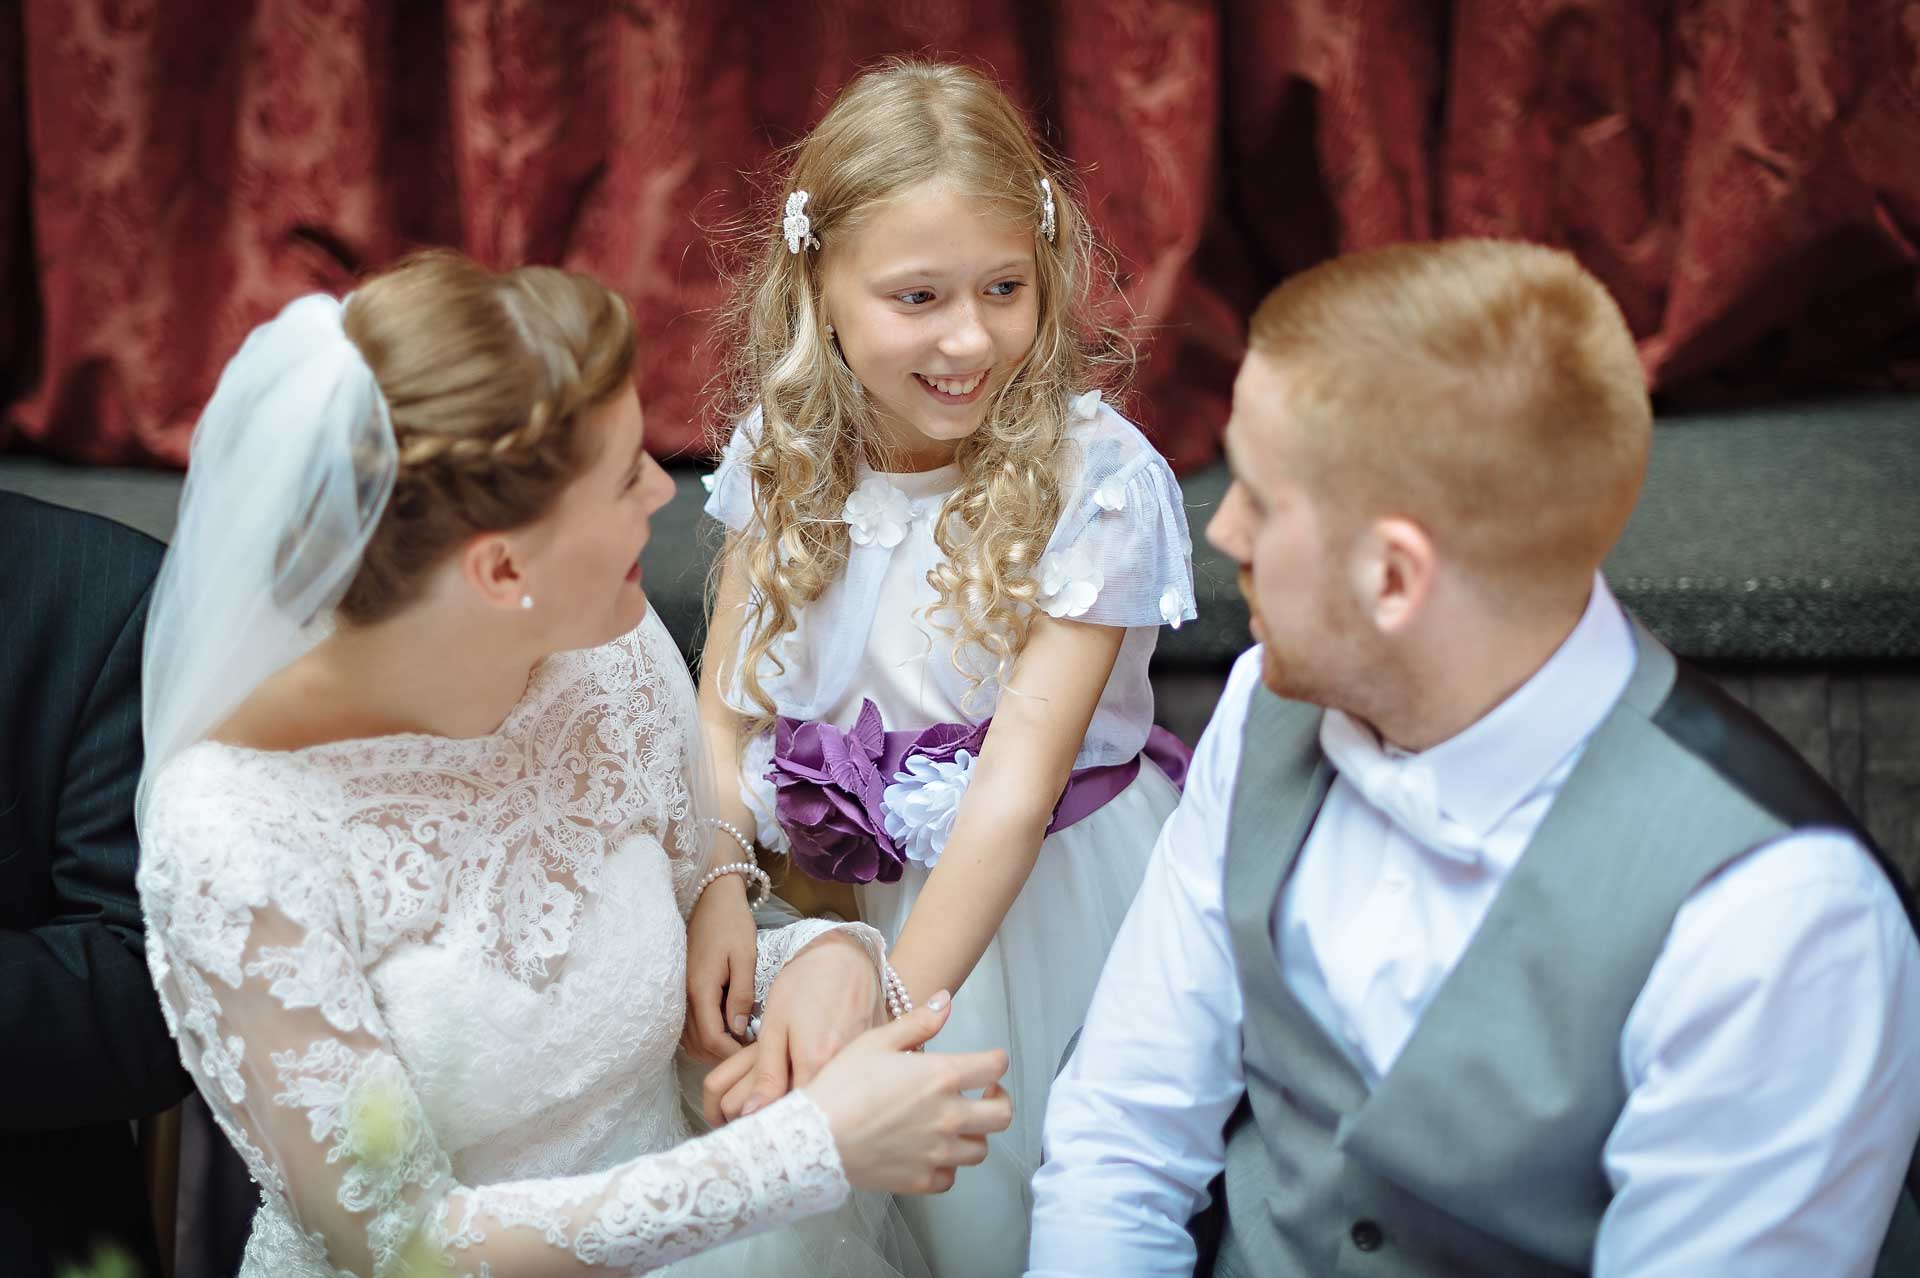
[
  {"left": 768, "top": 703, "right": 992, "bottom": 885},
  {"left": 769, "top": 701, "right": 903, "bottom": 884}
]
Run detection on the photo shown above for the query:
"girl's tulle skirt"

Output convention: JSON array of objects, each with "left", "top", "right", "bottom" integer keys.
[
  {"left": 671, "top": 1185, "right": 929, "bottom": 1277},
  {"left": 852, "top": 761, "right": 1180, "bottom": 1278}
]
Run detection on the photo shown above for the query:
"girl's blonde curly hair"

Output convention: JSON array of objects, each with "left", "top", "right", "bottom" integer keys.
[{"left": 715, "top": 59, "right": 1135, "bottom": 725}]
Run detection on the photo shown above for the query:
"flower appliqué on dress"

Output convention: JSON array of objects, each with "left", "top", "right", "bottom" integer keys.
[
  {"left": 1093, "top": 475, "right": 1128, "bottom": 513},
  {"left": 840, "top": 476, "right": 913, "bottom": 549},
  {"left": 1068, "top": 389, "right": 1103, "bottom": 424},
  {"left": 1160, "top": 586, "right": 1187, "bottom": 629},
  {"left": 1037, "top": 544, "right": 1104, "bottom": 619},
  {"left": 881, "top": 750, "right": 978, "bottom": 869}
]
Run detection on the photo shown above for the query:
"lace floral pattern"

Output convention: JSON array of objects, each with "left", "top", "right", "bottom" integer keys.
[{"left": 138, "top": 609, "right": 855, "bottom": 1276}]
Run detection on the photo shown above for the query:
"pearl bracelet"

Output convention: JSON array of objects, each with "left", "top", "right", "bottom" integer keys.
[
  {"left": 695, "top": 860, "right": 772, "bottom": 910},
  {"left": 882, "top": 960, "right": 913, "bottom": 1021},
  {"left": 703, "top": 816, "right": 756, "bottom": 862}
]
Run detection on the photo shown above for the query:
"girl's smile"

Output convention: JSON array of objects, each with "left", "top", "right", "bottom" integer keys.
[{"left": 914, "top": 369, "right": 991, "bottom": 404}]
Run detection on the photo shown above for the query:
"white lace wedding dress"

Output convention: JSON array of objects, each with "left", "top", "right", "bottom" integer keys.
[{"left": 137, "top": 609, "right": 912, "bottom": 1277}]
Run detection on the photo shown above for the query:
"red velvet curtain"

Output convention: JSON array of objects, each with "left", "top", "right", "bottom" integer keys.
[{"left": 4, "top": 1, "right": 1916, "bottom": 471}]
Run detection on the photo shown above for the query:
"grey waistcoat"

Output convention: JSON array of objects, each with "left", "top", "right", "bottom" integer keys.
[{"left": 1212, "top": 618, "right": 1920, "bottom": 1277}]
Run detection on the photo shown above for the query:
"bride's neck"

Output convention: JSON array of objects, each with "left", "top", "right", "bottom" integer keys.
[
  {"left": 216, "top": 600, "right": 544, "bottom": 751},
  {"left": 314, "top": 604, "right": 542, "bottom": 742}
]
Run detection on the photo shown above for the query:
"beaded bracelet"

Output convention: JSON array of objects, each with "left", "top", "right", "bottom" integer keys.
[
  {"left": 694, "top": 860, "right": 772, "bottom": 910},
  {"left": 703, "top": 816, "right": 756, "bottom": 862},
  {"left": 882, "top": 960, "right": 914, "bottom": 1021}
]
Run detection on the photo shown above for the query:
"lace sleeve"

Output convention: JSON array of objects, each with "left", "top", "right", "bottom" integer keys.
[
  {"left": 139, "top": 834, "right": 849, "bottom": 1278},
  {"left": 753, "top": 918, "right": 891, "bottom": 1008}
]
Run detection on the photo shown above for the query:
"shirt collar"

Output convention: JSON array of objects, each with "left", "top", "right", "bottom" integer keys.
[{"left": 1381, "top": 573, "right": 1636, "bottom": 840}]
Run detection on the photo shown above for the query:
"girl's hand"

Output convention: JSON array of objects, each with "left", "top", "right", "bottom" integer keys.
[
  {"left": 804, "top": 994, "right": 1014, "bottom": 1196},
  {"left": 700, "top": 930, "right": 880, "bottom": 1123},
  {"left": 682, "top": 874, "right": 758, "bottom": 1063}
]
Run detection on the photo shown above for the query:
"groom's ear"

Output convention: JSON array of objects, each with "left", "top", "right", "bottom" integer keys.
[
  {"left": 1363, "top": 516, "right": 1436, "bottom": 636},
  {"left": 456, "top": 532, "right": 530, "bottom": 612}
]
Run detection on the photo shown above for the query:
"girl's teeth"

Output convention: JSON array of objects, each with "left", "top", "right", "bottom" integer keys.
[{"left": 926, "top": 372, "right": 984, "bottom": 396}]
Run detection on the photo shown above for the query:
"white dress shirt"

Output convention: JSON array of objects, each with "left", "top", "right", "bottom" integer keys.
[{"left": 1030, "top": 581, "right": 1920, "bottom": 1277}]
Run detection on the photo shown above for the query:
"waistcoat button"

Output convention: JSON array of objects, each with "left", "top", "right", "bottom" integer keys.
[{"left": 1350, "top": 1219, "right": 1385, "bottom": 1252}]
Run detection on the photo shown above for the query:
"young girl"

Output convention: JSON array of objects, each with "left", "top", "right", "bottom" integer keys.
[{"left": 688, "top": 61, "right": 1196, "bottom": 1274}]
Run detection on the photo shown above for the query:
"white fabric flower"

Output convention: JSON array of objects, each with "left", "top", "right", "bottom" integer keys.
[
  {"left": 1036, "top": 544, "right": 1104, "bottom": 619},
  {"left": 840, "top": 475, "right": 912, "bottom": 549},
  {"left": 739, "top": 731, "right": 789, "bottom": 856},
  {"left": 700, "top": 471, "right": 719, "bottom": 494},
  {"left": 1068, "top": 389, "right": 1103, "bottom": 423},
  {"left": 1160, "top": 586, "right": 1186, "bottom": 629},
  {"left": 882, "top": 750, "right": 978, "bottom": 869},
  {"left": 1093, "top": 474, "right": 1128, "bottom": 513}
]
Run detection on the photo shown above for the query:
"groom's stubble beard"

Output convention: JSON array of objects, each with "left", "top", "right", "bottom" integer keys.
[{"left": 1252, "top": 560, "right": 1405, "bottom": 730}]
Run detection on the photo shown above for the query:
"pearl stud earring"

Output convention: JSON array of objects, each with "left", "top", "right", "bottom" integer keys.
[{"left": 519, "top": 595, "right": 534, "bottom": 610}]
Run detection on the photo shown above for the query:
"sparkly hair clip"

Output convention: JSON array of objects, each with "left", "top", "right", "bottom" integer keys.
[
  {"left": 1039, "top": 178, "right": 1056, "bottom": 244},
  {"left": 784, "top": 190, "right": 821, "bottom": 254}
]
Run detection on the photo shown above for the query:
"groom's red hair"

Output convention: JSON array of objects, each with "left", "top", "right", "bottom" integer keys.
[{"left": 1249, "top": 239, "right": 1651, "bottom": 607}]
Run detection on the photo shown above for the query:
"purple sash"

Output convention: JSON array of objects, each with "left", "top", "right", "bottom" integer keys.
[{"left": 768, "top": 698, "right": 1191, "bottom": 885}]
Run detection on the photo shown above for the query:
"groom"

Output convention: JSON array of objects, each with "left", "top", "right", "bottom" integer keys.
[{"left": 1028, "top": 240, "right": 1920, "bottom": 1276}]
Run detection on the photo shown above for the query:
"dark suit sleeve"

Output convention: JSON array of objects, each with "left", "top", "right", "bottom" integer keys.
[{"left": 0, "top": 577, "right": 191, "bottom": 1130}]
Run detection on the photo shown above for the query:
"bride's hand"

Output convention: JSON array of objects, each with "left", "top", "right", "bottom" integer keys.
[
  {"left": 699, "top": 931, "right": 878, "bottom": 1123},
  {"left": 682, "top": 874, "right": 758, "bottom": 1063},
  {"left": 804, "top": 994, "right": 1014, "bottom": 1195}
]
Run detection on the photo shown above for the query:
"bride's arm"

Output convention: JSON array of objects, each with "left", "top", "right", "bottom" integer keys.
[{"left": 144, "top": 878, "right": 848, "bottom": 1277}]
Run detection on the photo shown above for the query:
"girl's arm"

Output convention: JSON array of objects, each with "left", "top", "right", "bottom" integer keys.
[
  {"left": 885, "top": 614, "right": 1127, "bottom": 1001},
  {"left": 695, "top": 537, "right": 760, "bottom": 855},
  {"left": 685, "top": 540, "right": 763, "bottom": 1060}
]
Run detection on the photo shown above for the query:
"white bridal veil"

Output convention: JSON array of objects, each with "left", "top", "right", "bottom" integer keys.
[{"left": 136, "top": 293, "right": 396, "bottom": 832}]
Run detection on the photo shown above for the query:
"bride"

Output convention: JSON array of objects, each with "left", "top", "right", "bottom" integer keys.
[{"left": 134, "top": 252, "right": 1009, "bottom": 1276}]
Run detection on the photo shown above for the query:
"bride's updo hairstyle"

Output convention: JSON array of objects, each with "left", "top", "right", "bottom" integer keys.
[{"left": 336, "top": 251, "right": 636, "bottom": 624}]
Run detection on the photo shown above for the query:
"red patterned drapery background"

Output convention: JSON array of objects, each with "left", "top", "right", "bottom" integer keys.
[{"left": 3, "top": 1, "right": 1917, "bottom": 472}]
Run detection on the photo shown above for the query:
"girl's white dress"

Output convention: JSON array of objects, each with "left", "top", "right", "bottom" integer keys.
[
  {"left": 136, "top": 608, "right": 919, "bottom": 1277},
  {"left": 707, "top": 395, "right": 1198, "bottom": 1277}
]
